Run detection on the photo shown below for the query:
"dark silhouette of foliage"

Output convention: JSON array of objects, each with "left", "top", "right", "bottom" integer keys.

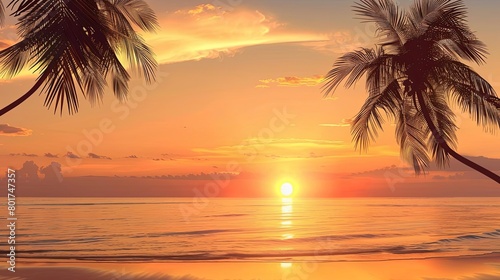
[
  {"left": 0, "top": 0, "right": 159, "bottom": 115},
  {"left": 324, "top": 0, "right": 500, "bottom": 183}
]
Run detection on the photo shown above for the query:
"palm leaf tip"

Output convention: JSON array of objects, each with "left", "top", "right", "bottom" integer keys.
[
  {"left": 353, "top": 0, "right": 408, "bottom": 49},
  {"left": 322, "top": 48, "right": 382, "bottom": 97},
  {"left": 103, "top": 0, "right": 160, "bottom": 32},
  {"left": 0, "top": 1, "right": 4, "bottom": 26}
]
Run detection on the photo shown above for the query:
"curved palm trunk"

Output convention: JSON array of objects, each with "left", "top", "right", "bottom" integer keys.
[
  {"left": 415, "top": 91, "right": 500, "bottom": 184},
  {"left": 0, "top": 75, "right": 46, "bottom": 117}
]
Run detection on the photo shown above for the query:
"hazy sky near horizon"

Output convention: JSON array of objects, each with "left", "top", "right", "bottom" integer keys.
[{"left": 0, "top": 0, "right": 499, "bottom": 193}]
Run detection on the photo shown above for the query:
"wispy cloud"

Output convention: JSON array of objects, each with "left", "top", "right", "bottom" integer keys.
[
  {"left": 459, "top": 274, "right": 500, "bottom": 280},
  {"left": 65, "top": 152, "right": 81, "bottom": 159},
  {"left": 256, "top": 75, "right": 324, "bottom": 88},
  {"left": 0, "top": 124, "right": 32, "bottom": 136},
  {"left": 301, "top": 31, "right": 371, "bottom": 54},
  {"left": 9, "top": 152, "right": 38, "bottom": 157},
  {"left": 193, "top": 138, "right": 397, "bottom": 160},
  {"left": 126, "top": 155, "right": 139, "bottom": 159},
  {"left": 44, "top": 153, "right": 59, "bottom": 158},
  {"left": 0, "top": 4, "right": 352, "bottom": 71},
  {"left": 319, "top": 118, "right": 352, "bottom": 127},
  {"left": 146, "top": 4, "right": 329, "bottom": 64},
  {"left": 88, "top": 153, "right": 112, "bottom": 160},
  {"left": 175, "top": 3, "right": 218, "bottom": 16}
]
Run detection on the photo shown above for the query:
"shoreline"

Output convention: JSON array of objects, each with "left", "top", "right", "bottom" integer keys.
[{"left": 1, "top": 253, "right": 499, "bottom": 280}]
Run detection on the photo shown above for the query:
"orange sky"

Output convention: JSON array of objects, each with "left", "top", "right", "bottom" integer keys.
[{"left": 0, "top": 0, "right": 499, "bottom": 195}]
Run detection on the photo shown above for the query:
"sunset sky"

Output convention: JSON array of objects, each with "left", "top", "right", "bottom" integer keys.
[{"left": 0, "top": 0, "right": 499, "bottom": 195}]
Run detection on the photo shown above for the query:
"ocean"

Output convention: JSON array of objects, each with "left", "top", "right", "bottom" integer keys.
[{"left": 3, "top": 197, "right": 500, "bottom": 263}]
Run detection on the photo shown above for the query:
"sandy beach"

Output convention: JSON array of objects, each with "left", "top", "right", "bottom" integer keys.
[{"left": 1, "top": 254, "right": 499, "bottom": 280}]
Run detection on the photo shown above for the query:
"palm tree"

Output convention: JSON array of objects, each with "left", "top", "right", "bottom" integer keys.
[
  {"left": 0, "top": 0, "right": 158, "bottom": 116},
  {"left": 323, "top": 0, "right": 500, "bottom": 183}
]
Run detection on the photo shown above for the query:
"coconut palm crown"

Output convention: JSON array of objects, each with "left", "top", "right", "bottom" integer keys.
[
  {"left": 323, "top": 0, "right": 500, "bottom": 183},
  {"left": 0, "top": 0, "right": 158, "bottom": 116}
]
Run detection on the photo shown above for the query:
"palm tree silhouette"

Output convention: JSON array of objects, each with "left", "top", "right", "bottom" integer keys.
[
  {"left": 0, "top": 0, "right": 158, "bottom": 116},
  {"left": 323, "top": 0, "right": 500, "bottom": 183}
]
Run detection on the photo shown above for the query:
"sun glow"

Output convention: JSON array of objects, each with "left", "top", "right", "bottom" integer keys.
[
  {"left": 280, "top": 182, "right": 294, "bottom": 197},
  {"left": 280, "top": 262, "right": 292, "bottom": 268}
]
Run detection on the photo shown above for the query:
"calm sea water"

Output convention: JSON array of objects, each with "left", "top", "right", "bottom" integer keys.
[{"left": 3, "top": 197, "right": 500, "bottom": 262}]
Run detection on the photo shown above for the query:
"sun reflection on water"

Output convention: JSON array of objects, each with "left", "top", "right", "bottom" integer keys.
[
  {"left": 280, "top": 262, "right": 292, "bottom": 268},
  {"left": 280, "top": 197, "right": 294, "bottom": 240}
]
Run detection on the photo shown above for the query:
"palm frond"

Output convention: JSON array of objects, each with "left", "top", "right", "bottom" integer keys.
[
  {"left": 109, "top": 57, "right": 131, "bottom": 101},
  {"left": 424, "top": 87, "right": 458, "bottom": 168},
  {"left": 433, "top": 61, "right": 500, "bottom": 131},
  {"left": 351, "top": 78, "right": 402, "bottom": 151},
  {"left": 0, "top": 1, "right": 4, "bottom": 26},
  {"left": 120, "top": 33, "right": 157, "bottom": 83},
  {"left": 0, "top": 40, "right": 31, "bottom": 78},
  {"left": 101, "top": 0, "right": 159, "bottom": 32},
  {"left": 432, "top": 30, "right": 487, "bottom": 65},
  {"left": 324, "top": 0, "right": 500, "bottom": 181},
  {"left": 395, "top": 96, "right": 430, "bottom": 174},
  {"left": 1, "top": 0, "right": 157, "bottom": 114},
  {"left": 433, "top": 38, "right": 486, "bottom": 64},
  {"left": 419, "top": 0, "right": 487, "bottom": 64},
  {"left": 353, "top": 0, "right": 409, "bottom": 51},
  {"left": 323, "top": 48, "right": 383, "bottom": 95},
  {"left": 365, "top": 53, "right": 402, "bottom": 97},
  {"left": 42, "top": 59, "right": 80, "bottom": 115},
  {"left": 99, "top": 0, "right": 157, "bottom": 83},
  {"left": 408, "top": 0, "right": 464, "bottom": 32}
]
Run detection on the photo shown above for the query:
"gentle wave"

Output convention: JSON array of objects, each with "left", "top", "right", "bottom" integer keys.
[
  {"left": 129, "top": 229, "right": 241, "bottom": 238},
  {"left": 204, "top": 214, "right": 249, "bottom": 218},
  {"left": 5, "top": 246, "right": 445, "bottom": 262},
  {"left": 20, "top": 237, "right": 107, "bottom": 245},
  {"left": 10, "top": 229, "right": 499, "bottom": 262},
  {"left": 3, "top": 201, "right": 187, "bottom": 206},
  {"left": 427, "top": 229, "right": 500, "bottom": 244}
]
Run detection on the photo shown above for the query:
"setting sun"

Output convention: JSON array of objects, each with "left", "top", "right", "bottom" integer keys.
[
  {"left": 1, "top": 1, "right": 500, "bottom": 279},
  {"left": 280, "top": 182, "right": 294, "bottom": 197}
]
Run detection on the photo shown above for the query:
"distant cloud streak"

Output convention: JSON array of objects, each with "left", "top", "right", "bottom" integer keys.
[
  {"left": 88, "top": 153, "right": 112, "bottom": 160},
  {"left": 193, "top": 138, "right": 398, "bottom": 160},
  {"left": 65, "top": 152, "right": 81, "bottom": 159},
  {"left": 10, "top": 152, "right": 38, "bottom": 157},
  {"left": 301, "top": 31, "right": 371, "bottom": 54},
  {"left": 319, "top": 118, "right": 352, "bottom": 127},
  {"left": 44, "top": 153, "right": 58, "bottom": 158},
  {"left": 256, "top": 75, "right": 324, "bottom": 88},
  {"left": 0, "top": 124, "right": 32, "bottom": 136}
]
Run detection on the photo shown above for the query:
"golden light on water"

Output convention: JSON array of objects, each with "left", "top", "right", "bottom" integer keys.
[
  {"left": 280, "top": 192, "right": 294, "bottom": 241},
  {"left": 282, "top": 204, "right": 293, "bottom": 214},
  {"left": 280, "top": 182, "right": 294, "bottom": 197},
  {"left": 280, "top": 262, "right": 292, "bottom": 268}
]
